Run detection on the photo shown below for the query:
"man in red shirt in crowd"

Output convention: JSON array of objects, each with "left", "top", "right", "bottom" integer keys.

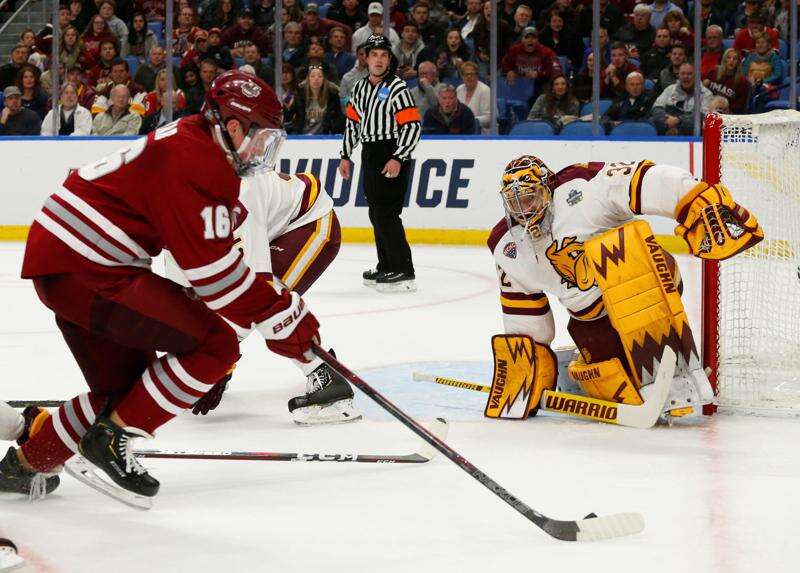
[
  {"left": 603, "top": 41, "right": 640, "bottom": 98},
  {"left": 222, "top": 9, "right": 267, "bottom": 58},
  {"left": 86, "top": 39, "right": 119, "bottom": 88},
  {"left": 302, "top": 3, "right": 352, "bottom": 49},
  {"left": 700, "top": 25, "right": 725, "bottom": 77},
  {"left": 734, "top": 13, "right": 779, "bottom": 54},
  {"left": 501, "top": 26, "right": 561, "bottom": 93}
]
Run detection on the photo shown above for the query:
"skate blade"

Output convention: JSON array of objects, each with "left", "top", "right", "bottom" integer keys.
[
  {"left": 376, "top": 280, "right": 417, "bottom": 293},
  {"left": 292, "top": 399, "right": 363, "bottom": 426},
  {"left": 65, "top": 456, "right": 153, "bottom": 510},
  {"left": 363, "top": 279, "right": 378, "bottom": 287}
]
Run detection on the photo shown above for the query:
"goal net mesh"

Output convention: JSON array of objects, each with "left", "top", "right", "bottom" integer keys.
[{"left": 711, "top": 111, "right": 800, "bottom": 413}]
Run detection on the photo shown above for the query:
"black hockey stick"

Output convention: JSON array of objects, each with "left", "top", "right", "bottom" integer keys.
[
  {"left": 312, "top": 343, "right": 645, "bottom": 542},
  {"left": 8, "top": 400, "right": 64, "bottom": 408},
  {"left": 134, "top": 418, "right": 448, "bottom": 463}
]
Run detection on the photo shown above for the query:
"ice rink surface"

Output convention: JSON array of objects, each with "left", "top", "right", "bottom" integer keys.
[{"left": 1, "top": 242, "right": 798, "bottom": 573}]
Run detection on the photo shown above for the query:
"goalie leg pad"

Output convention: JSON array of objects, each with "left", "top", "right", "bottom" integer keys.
[
  {"left": 584, "top": 220, "right": 702, "bottom": 392},
  {"left": 485, "top": 335, "right": 556, "bottom": 419},
  {"left": 568, "top": 355, "right": 643, "bottom": 405}
]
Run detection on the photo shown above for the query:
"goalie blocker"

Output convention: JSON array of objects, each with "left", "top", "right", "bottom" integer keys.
[{"left": 485, "top": 220, "right": 715, "bottom": 422}]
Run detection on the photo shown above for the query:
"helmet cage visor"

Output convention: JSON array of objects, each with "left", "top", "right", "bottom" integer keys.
[
  {"left": 237, "top": 126, "right": 286, "bottom": 174},
  {"left": 501, "top": 181, "right": 551, "bottom": 234}
]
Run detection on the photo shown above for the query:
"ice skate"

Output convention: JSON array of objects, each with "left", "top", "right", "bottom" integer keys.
[
  {"left": 288, "top": 363, "right": 362, "bottom": 425},
  {"left": 362, "top": 268, "right": 383, "bottom": 287},
  {"left": 376, "top": 271, "right": 416, "bottom": 293},
  {"left": 0, "top": 447, "right": 59, "bottom": 500}
]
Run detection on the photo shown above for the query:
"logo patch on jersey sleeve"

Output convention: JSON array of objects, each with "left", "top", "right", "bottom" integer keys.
[
  {"left": 503, "top": 241, "right": 517, "bottom": 259},
  {"left": 545, "top": 236, "right": 597, "bottom": 291},
  {"left": 566, "top": 188, "right": 583, "bottom": 206}
]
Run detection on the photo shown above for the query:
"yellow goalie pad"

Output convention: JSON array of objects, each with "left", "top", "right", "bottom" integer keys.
[
  {"left": 674, "top": 181, "right": 764, "bottom": 260},
  {"left": 584, "top": 220, "right": 696, "bottom": 387},
  {"left": 485, "top": 335, "right": 556, "bottom": 419},
  {"left": 568, "top": 355, "right": 643, "bottom": 405}
]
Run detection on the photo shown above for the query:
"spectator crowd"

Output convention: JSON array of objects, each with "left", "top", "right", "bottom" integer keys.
[{"left": 0, "top": 0, "right": 796, "bottom": 136}]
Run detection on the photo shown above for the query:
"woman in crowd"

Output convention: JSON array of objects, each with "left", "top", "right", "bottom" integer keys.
[
  {"left": 40, "top": 82, "right": 93, "bottom": 136},
  {"left": 279, "top": 63, "right": 301, "bottom": 131},
  {"left": 127, "top": 12, "right": 158, "bottom": 62},
  {"left": 471, "top": 1, "right": 512, "bottom": 77},
  {"left": 538, "top": 9, "right": 584, "bottom": 72},
  {"left": 742, "top": 33, "right": 783, "bottom": 90},
  {"left": 456, "top": 61, "right": 491, "bottom": 133},
  {"left": 283, "top": 0, "right": 304, "bottom": 22},
  {"left": 527, "top": 73, "right": 580, "bottom": 132},
  {"left": 662, "top": 10, "right": 694, "bottom": 55},
  {"left": 572, "top": 51, "right": 598, "bottom": 102},
  {"left": 289, "top": 65, "right": 345, "bottom": 135},
  {"left": 20, "top": 29, "right": 47, "bottom": 71},
  {"left": 179, "top": 63, "right": 205, "bottom": 113},
  {"left": 143, "top": 68, "right": 187, "bottom": 118},
  {"left": 82, "top": 14, "right": 116, "bottom": 63},
  {"left": 202, "top": 0, "right": 240, "bottom": 31},
  {"left": 60, "top": 25, "right": 88, "bottom": 71},
  {"left": 16, "top": 65, "right": 49, "bottom": 120},
  {"left": 545, "top": 0, "right": 580, "bottom": 31},
  {"left": 437, "top": 29, "right": 472, "bottom": 81},
  {"left": 702, "top": 48, "right": 750, "bottom": 114}
]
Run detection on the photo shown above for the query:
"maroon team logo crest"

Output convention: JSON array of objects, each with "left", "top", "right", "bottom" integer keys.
[
  {"left": 240, "top": 80, "right": 262, "bottom": 98},
  {"left": 503, "top": 242, "right": 517, "bottom": 259}
]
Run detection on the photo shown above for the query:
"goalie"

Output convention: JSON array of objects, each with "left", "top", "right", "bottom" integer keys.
[{"left": 486, "top": 156, "right": 763, "bottom": 422}]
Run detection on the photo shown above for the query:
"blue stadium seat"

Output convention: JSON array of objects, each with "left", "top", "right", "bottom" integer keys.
[
  {"left": 148, "top": 21, "right": 163, "bottom": 41},
  {"left": 610, "top": 121, "right": 657, "bottom": 137},
  {"left": 559, "top": 121, "right": 603, "bottom": 137},
  {"left": 628, "top": 57, "right": 640, "bottom": 68},
  {"left": 498, "top": 76, "right": 535, "bottom": 121},
  {"left": 406, "top": 78, "right": 419, "bottom": 89},
  {"left": 779, "top": 38, "right": 788, "bottom": 59},
  {"left": 262, "top": 56, "right": 274, "bottom": 69},
  {"left": 442, "top": 76, "right": 462, "bottom": 88},
  {"left": 766, "top": 99, "right": 790, "bottom": 111},
  {"left": 125, "top": 56, "right": 140, "bottom": 76},
  {"left": 496, "top": 97, "right": 507, "bottom": 118},
  {"left": 722, "top": 38, "right": 734, "bottom": 50},
  {"left": 319, "top": 4, "right": 329, "bottom": 18},
  {"left": 234, "top": 57, "right": 245, "bottom": 68},
  {"left": 510, "top": 121, "right": 554, "bottom": 136},
  {"left": 644, "top": 78, "right": 655, "bottom": 91},
  {"left": 557, "top": 56, "right": 570, "bottom": 77},
  {"left": 579, "top": 99, "right": 612, "bottom": 116}
]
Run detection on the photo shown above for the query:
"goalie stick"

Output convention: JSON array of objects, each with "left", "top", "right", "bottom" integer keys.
[
  {"left": 312, "top": 343, "right": 647, "bottom": 542},
  {"left": 411, "top": 348, "right": 676, "bottom": 430}
]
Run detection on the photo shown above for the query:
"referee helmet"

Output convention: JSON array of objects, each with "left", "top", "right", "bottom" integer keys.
[{"left": 361, "top": 35, "right": 398, "bottom": 75}]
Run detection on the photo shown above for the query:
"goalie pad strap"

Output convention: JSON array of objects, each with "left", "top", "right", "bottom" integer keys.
[
  {"left": 484, "top": 335, "right": 556, "bottom": 419},
  {"left": 584, "top": 220, "right": 698, "bottom": 387}
]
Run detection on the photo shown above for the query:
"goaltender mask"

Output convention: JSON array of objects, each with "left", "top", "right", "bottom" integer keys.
[{"left": 485, "top": 153, "right": 763, "bottom": 422}]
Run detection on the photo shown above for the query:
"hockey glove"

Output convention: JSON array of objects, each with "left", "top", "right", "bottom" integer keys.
[
  {"left": 191, "top": 367, "right": 235, "bottom": 416},
  {"left": 674, "top": 182, "right": 763, "bottom": 260},
  {"left": 257, "top": 290, "right": 320, "bottom": 361}
]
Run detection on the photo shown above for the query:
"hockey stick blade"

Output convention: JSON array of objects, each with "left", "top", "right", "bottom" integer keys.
[
  {"left": 312, "top": 344, "right": 644, "bottom": 542},
  {"left": 64, "top": 456, "right": 153, "bottom": 510},
  {"left": 412, "top": 372, "right": 491, "bottom": 393},
  {"left": 133, "top": 418, "right": 449, "bottom": 463}
]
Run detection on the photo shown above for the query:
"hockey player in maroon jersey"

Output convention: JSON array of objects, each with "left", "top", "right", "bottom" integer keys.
[{"left": 0, "top": 70, "right": 350, "bottom": 505}]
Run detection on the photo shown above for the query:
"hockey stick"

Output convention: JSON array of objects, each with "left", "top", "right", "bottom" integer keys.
[
  {"left": 412, "top": 352, "right": 676, "bottom": 430},
  {"left": 312, "top": 343, "right": 645, "bottom": 542},
  {"left": 134, "top": 418, "right": 448, "bottom": 464},
  {"left": 7, "top": 400, "right": 64, "bottom": 408}
]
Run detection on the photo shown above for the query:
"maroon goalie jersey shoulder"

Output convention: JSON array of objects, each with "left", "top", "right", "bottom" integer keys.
[
  {"left": 554, "top": 162, "right": 604, "bottom": 189},
  {"left": 487, "top": 218, "right": 511, "bottom": 253}
]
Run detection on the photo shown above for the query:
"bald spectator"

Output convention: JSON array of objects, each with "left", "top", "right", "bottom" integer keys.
[
  {"left": 410, "top": 60, "right": 444, "bottom": 118},
  {"left": 422, "top": 84, "right": 476, "bottom": 134},
  {"left": 614, "top": 4, "right": 656, "bottom": 60},
  {"left": 510, "top": 5, "right": 533, "bottom": 43},
  {"left": 0, "top": 45, "right": 31, "bottom": 91},
  {"left": 602, "top": 71, "right": 655, "bottom": 133},
  {"left": 701, "top": 25, "right": 725, "bottom": 77},
  {"left": 92, "top": 84, "right": 142, "bottom": 135},
  {"left": 652, "top": 63, "right": 712, "bottom": 135},
  {"left": 0, "top": 86, "right": 42, "bottom": 135}
]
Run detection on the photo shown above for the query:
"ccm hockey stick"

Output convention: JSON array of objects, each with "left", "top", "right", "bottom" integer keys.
[
  {"left": 312, "top": 343, "right": 645, "bottom": 542},
  {"left": 134, "top": 418, "right": 448, "bottom": 464},
  {"left": 412, "top": 347, "right": 676, "bottom": 430}
]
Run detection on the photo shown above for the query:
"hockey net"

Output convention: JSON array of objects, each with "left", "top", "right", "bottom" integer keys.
[{"left": 703, "top": 111, "right": 800, "bottom": 415}]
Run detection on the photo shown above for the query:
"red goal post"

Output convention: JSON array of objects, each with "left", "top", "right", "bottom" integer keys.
[{"left": 702, "top": 111, "right": 800, "bottom": 415}]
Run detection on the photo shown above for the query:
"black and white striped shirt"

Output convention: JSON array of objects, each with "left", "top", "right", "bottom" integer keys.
[{"left": 341, "top": 74, "right": 422, "bottom": 162}]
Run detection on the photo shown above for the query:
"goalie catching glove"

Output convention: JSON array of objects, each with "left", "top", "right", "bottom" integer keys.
[{"left": 674, "top": 182, "right": 763, "bottom": 260}]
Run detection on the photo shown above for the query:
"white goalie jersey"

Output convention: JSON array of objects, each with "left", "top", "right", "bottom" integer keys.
[{"left": 489, "top": 161, "right": 698, "bottom": 345}]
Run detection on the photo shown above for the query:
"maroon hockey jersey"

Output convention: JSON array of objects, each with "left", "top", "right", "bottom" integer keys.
[{"left": 21, "top": 115, "right": 281, "bottom": 329}]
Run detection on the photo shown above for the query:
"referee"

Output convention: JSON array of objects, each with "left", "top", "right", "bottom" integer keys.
[{"left": 338, "top": 35, "right": 422, "bottom": 293}]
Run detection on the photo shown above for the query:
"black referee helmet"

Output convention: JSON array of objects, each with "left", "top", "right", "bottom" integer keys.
[{"left": 361, "top": 35, "right": 398, "bottom": 75}]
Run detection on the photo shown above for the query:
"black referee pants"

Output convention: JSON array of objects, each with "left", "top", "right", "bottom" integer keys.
[{"left": 362, "top": 140, "right": 414, "bottom": 275}]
